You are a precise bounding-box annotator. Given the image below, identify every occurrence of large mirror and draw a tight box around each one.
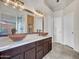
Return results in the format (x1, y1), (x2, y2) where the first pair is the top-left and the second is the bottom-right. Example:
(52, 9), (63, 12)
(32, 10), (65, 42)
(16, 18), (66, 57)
(0, 2), (43, 36)
(26, 15), (43, 33)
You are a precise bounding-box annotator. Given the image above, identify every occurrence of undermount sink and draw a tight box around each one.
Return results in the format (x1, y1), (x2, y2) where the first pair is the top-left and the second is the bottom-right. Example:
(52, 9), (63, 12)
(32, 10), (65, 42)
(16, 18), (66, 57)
(8, 34), (26, 41)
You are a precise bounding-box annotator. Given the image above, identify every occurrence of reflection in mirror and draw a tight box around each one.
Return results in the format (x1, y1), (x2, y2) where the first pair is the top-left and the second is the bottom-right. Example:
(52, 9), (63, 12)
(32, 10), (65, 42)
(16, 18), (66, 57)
(16, 12), (25, 33)
(0, 1), (44, 37)
(0, 2), (27, 36)
(34, 16), (43, 32)
(27, 15), (44, 33)
(0, 13), (16, 36)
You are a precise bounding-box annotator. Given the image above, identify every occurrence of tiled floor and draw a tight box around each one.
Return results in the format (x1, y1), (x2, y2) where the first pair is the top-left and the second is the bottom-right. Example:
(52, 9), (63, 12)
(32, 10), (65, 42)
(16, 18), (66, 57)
(43, 42), (79, 59)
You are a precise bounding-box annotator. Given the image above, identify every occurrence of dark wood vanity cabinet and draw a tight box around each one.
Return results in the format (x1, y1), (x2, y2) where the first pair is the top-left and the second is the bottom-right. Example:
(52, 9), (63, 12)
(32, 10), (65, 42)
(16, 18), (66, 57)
(11, 54), (24, 59)
(25, 48), (36, 59)
(0, 37), (52, 59)
(43, 38), (52, 56)
(36, 40), (44, 59)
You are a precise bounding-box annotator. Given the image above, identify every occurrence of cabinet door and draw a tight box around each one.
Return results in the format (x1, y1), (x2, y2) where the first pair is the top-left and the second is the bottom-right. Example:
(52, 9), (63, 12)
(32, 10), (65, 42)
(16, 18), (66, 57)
(43, 42), (49, 56)
(36, 45), (43, 59)
(11, 54), (24, 59)
(43, 38), (52, 56)
(25, 48), (35, 59)
(37, 50), (43, 59)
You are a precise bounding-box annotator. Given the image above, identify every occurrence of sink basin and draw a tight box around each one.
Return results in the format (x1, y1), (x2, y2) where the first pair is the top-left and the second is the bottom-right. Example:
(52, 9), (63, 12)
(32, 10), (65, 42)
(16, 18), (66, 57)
(31, 32), (48, 36)
(8, 34), (26, 41)
(39, 32), (48, 36)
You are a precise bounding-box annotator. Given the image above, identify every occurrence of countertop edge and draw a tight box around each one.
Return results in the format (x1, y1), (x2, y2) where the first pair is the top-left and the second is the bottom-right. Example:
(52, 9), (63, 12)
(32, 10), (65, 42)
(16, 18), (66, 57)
(0, 36), (52, 52)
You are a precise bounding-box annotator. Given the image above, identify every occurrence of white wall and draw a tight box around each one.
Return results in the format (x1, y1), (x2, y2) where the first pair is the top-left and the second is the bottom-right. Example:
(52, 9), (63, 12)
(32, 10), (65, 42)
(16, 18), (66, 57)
(74, 0), (79, 52)
(63, 12), (74, 48)
(63, 0), (79, 52)
(53, 10), (64, 44)
(63, 0), (76, 49)
(45, 14), (53, 36)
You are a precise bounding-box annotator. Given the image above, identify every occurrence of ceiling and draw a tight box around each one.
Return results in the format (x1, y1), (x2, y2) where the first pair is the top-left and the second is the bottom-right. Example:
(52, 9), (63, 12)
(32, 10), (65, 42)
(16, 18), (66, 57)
(22, 0), (74, 14)
(23, 0), (53, 15)
(45, 0), (74, 11)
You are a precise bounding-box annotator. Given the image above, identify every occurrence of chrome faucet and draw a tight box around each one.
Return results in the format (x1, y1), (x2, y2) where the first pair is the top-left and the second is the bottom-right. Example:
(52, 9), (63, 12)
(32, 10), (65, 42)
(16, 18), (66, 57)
(37, 29), (41, 36)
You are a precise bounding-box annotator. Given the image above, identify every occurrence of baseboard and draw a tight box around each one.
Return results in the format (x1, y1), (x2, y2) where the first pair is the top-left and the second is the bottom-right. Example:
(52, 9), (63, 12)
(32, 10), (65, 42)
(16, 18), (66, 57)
(53, 42), (74, 49)
(53, 42), (65, 45)
(64, 45), (74, 49)
(53, 42), (79, 54)
(74, 48), (79, 53)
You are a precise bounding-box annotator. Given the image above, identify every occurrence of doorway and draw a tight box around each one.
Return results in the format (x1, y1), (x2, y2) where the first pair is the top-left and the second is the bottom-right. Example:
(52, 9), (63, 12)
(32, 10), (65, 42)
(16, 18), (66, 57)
(53, 16), (63, 44)
(53, 12), (74, 49)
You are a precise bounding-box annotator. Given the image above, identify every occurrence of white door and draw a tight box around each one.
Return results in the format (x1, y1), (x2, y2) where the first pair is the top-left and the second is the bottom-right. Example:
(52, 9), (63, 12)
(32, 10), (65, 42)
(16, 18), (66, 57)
(63, 12), (74, 48)
(53, 16), (63, 44)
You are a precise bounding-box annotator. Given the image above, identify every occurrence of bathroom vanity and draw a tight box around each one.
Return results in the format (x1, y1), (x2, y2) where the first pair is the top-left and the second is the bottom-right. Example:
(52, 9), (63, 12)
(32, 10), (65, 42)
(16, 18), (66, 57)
(0, 35), (52, 59)
(0, 1), (52, 59)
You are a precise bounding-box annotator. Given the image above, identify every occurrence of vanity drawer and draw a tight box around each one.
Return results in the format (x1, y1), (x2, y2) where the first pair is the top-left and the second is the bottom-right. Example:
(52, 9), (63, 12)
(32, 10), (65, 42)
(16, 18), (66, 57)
(44, 37), (52, 43)
(36, 40), (44, 46)
(21, 42), (36, 52)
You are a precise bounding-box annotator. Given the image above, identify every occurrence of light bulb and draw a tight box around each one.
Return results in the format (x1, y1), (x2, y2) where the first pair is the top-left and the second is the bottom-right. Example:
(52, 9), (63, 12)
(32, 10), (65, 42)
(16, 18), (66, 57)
(4, 3), (8, 6)
(6, 0), (10, 3)
(21, 6), (25, 9)
(19, 8), (22, 11)
(13, 6), (16, 8)
(15, 3), (18, 7)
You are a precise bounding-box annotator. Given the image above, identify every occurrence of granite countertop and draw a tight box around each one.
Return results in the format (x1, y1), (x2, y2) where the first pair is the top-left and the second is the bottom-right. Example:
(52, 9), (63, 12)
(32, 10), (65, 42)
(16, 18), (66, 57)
(0, 34), (51, 52)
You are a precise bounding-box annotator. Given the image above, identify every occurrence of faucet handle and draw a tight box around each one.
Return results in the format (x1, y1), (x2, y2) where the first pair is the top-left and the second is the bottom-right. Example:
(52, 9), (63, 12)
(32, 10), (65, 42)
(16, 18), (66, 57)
(37, 29), (41, 32)
(37, 29), (39, 32)
(38, 29), (41, 32)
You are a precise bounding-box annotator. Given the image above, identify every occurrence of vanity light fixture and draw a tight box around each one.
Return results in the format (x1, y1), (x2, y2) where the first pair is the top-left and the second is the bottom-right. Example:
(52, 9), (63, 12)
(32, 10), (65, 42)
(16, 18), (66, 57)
(4, 0), (9, 6)
(34, 10), (44, 17)
(34, 11), (44, 17)
(3, 0), (10, 6)
(0, 0), (44, 17)
(21, 6), (25, 9)
(0, 0), (24, 9)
